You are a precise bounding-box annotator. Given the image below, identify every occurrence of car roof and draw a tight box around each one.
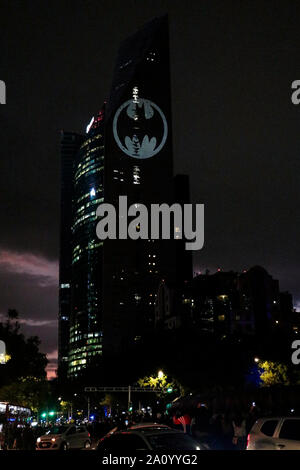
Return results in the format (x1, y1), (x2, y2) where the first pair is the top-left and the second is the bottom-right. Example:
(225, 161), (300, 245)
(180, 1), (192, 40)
(256, 416), (300, 421)
(128, 423), (170, 430)
(115, 428), (182, 438)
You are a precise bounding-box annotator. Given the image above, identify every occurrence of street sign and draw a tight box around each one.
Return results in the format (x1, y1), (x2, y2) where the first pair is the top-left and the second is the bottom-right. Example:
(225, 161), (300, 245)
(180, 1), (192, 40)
(84, 386), (161, 392)
(84, 385), (162, 412)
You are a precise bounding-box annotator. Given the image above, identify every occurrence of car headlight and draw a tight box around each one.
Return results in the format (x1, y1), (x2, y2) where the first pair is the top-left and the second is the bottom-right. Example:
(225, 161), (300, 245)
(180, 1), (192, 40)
(51, 438), (56, 442)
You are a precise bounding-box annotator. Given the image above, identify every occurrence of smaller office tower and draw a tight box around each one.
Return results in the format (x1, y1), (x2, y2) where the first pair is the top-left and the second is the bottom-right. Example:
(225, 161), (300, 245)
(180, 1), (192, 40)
(58, 131), (84, 374)
(68, 108), (105, 377)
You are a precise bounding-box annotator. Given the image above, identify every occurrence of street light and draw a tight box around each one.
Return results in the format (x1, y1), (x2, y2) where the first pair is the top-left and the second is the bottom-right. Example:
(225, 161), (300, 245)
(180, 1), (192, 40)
(158, 370), (164, 379)
(254, 357), (260, 363)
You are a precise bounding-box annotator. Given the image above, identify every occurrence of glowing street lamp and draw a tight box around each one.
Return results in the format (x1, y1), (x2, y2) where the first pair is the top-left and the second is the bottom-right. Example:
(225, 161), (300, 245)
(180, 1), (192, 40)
(0, 340), (10, 364)
(158, 370), (164, 379)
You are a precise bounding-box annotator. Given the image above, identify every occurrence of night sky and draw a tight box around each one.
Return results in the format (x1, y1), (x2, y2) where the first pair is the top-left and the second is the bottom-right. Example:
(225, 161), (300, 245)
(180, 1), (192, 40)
(1, 0), (300, 378)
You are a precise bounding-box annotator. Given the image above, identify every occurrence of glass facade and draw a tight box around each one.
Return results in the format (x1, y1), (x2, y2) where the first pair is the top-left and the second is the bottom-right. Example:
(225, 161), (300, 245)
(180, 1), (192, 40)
(68, 108), (105, 376)
(59, 16), (189, 378)
(59, 132), (84, 373)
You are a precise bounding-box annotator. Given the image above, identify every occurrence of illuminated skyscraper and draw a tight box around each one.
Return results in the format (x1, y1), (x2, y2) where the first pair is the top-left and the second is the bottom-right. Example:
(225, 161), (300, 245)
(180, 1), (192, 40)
(59, 16), (191, 379)
(102, 15), (178, 363)
(67, 108), (105, 376)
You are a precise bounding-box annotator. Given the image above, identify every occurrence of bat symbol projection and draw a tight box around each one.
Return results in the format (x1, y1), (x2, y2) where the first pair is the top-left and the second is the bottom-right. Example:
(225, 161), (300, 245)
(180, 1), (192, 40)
(113, 98), (168, 159)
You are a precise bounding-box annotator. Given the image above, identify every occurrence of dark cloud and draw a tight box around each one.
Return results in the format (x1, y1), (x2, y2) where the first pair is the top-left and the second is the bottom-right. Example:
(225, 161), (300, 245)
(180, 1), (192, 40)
(0, 251), (58, 376)
(0, 249), (58, 285)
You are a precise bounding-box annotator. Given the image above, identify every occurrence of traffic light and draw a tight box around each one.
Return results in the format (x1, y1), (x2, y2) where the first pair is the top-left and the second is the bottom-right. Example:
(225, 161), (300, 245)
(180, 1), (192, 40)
(166, 403), (172, 414)
(41, 411), (55, 418)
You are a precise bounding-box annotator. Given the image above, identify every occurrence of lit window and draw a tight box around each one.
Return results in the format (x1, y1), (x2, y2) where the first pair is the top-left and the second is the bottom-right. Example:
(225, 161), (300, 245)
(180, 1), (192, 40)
(133, 86), (139, 103)
(133, 165), (140, 184)
(217, 295), (228, 301)
(86, 117), (94, 133)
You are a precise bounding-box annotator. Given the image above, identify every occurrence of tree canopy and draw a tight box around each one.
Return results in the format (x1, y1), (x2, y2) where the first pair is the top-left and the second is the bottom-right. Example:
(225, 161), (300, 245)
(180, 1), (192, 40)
(0, 309), (49, 410)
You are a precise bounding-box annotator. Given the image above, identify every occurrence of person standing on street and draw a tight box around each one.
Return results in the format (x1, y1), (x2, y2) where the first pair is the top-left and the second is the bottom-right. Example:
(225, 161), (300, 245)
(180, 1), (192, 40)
(232, 414), (247, 450)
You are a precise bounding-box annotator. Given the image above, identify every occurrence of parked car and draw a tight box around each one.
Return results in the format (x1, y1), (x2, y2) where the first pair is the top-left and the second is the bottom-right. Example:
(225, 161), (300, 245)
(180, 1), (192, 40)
(36, 424), (91, 450)
(247, 417), (300, 450)
(96, 423), (207, 452)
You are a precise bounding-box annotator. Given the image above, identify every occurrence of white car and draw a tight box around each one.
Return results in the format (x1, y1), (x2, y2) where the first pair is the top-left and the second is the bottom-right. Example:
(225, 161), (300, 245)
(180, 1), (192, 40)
(36, 424), (91, 450)
(247, 417), (300, 450)
(97, 423), (206, 452)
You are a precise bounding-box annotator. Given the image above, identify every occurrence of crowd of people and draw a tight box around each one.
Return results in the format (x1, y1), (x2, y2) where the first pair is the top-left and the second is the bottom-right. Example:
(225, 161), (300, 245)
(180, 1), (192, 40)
(0, 401), (261, 451)
(169, 401), (261, 450)
(85, 402), (260, 450)
(0, 422), (39, 450)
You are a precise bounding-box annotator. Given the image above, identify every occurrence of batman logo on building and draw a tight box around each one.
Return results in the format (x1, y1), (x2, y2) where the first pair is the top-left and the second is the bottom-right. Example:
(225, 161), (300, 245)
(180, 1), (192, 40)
(113, 98), (168, 159)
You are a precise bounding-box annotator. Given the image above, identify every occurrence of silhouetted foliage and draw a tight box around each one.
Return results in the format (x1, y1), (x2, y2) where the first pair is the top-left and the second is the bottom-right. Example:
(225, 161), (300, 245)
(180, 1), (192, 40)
(0, 309), (48, 388)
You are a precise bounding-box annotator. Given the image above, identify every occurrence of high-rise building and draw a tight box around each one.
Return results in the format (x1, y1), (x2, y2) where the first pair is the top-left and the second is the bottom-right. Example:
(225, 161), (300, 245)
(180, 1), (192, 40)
(238, 266), (279, 336)
(58, 131), (84, 373)
(59, 16), (189, 378)
(102, 15), (177, 362)
(68, 108), (105, 376)
(155, 266), (294, 338)
(173, 174), (193, 284)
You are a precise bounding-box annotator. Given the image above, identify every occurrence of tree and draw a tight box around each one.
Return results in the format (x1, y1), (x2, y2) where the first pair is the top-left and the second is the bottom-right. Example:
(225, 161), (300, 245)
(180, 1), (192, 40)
(0, 309), (48, 387)
(7, 309), (19, 320)
(6, 309), (20, 333)
(99, 393), (118, 409)
(59, 400), (72, 418)
(259, 360), (290, 387)
(0, 376), (49, 412)
(138, 370), (182, 397)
